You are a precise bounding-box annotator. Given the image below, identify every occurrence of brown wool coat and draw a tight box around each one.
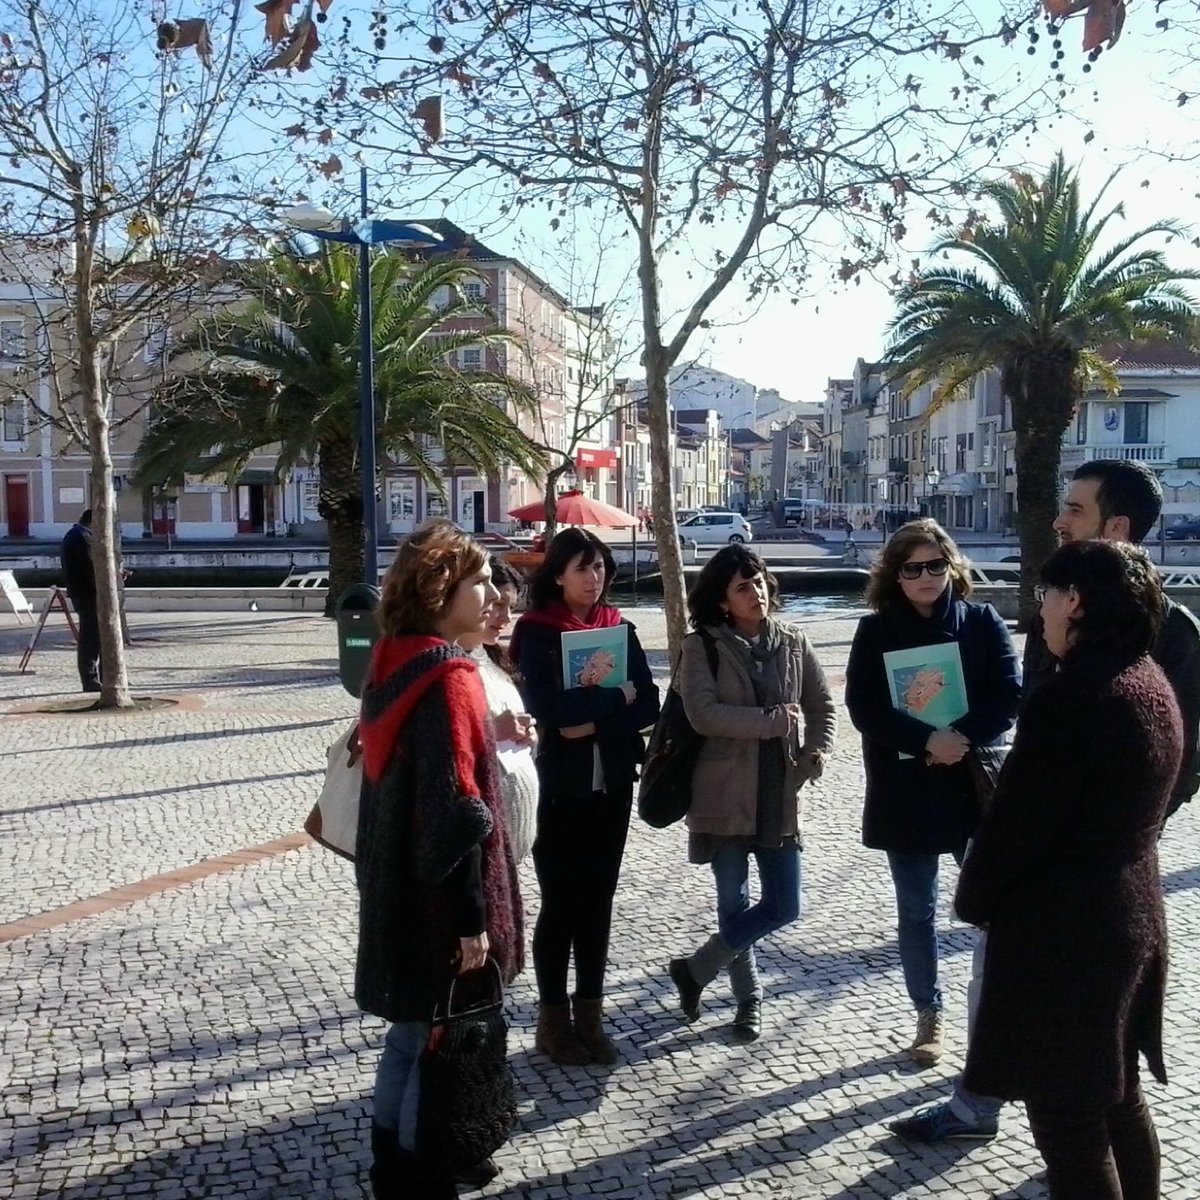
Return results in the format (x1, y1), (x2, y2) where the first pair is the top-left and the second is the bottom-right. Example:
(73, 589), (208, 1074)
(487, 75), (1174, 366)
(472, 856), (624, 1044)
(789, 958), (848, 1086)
(957, 653), (1183, 1106)
(678, 622), (837, 842)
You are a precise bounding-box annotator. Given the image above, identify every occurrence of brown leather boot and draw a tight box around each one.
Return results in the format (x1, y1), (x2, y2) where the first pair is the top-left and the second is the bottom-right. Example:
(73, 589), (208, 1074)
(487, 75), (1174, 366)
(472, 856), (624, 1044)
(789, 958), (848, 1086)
(534, 1001), (590, 1066)
(571, 995), (619, 1066)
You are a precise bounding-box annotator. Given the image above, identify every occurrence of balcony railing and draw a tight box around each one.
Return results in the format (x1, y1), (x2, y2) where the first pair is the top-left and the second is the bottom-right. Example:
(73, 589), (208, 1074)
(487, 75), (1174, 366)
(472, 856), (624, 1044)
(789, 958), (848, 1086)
(841, 450), (866, 467)
(1060, 443), (1168, 465)
(888, 457), (909, 477)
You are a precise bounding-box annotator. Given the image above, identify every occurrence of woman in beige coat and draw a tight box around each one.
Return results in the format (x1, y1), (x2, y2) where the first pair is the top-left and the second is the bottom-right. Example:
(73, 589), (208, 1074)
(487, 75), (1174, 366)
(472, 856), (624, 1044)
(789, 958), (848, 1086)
(667, 544), (837, 1041)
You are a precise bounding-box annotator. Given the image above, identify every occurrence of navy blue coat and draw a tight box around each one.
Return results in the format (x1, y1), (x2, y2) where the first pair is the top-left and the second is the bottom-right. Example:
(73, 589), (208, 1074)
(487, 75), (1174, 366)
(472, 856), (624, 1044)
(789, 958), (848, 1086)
(514, 619), (660, 803)
(846, 589), (1021, 855)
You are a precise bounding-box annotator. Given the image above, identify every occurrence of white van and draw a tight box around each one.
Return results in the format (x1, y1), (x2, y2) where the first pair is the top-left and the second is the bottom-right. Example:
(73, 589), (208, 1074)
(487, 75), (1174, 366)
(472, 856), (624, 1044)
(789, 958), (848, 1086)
(678, 510), (754, 545)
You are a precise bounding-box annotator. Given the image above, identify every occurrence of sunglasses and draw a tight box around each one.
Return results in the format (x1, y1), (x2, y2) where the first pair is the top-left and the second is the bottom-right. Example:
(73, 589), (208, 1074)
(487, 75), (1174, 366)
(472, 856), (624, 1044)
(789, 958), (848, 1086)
(898, 557), (950, 580)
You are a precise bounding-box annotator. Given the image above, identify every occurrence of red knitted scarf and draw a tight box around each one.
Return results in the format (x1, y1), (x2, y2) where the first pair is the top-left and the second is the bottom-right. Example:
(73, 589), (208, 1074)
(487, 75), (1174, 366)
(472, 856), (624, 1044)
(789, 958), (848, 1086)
(509, 599), (622, 663)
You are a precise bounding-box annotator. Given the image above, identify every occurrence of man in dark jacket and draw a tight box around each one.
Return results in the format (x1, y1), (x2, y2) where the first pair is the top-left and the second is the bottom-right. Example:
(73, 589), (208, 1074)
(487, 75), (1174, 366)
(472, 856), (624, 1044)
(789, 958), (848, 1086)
(61, 509), (101, 693)
(892, 457), (1200, 1143)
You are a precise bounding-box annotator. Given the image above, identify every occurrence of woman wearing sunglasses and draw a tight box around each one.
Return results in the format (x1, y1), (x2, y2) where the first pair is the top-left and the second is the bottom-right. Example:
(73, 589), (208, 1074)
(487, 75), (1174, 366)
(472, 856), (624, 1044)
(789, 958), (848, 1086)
(846, 519), (1020, 1067)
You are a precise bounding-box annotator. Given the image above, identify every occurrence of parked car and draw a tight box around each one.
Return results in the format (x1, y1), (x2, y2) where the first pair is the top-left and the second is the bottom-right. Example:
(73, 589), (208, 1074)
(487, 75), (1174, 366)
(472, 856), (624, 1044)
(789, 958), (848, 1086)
(781, 498), (806, 525)
(678, 510), (754, 545)
(1164, 518), (1200, 541)
(675, 508), (699, 525)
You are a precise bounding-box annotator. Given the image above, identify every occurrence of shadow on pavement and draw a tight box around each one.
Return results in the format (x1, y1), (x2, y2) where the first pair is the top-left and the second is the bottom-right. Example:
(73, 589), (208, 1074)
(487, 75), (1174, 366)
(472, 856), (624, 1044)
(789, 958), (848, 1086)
(0, 767), (323, 820)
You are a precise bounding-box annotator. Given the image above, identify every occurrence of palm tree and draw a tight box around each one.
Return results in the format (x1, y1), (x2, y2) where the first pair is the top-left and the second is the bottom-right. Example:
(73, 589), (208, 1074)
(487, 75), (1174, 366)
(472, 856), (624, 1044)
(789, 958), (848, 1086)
(134, 244), (546, 610)
(888, 153), (1198, 626)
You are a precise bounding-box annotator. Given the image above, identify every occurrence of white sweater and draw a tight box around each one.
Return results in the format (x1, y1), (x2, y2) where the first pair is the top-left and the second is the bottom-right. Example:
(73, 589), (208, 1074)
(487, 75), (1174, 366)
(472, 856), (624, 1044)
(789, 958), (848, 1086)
(472, 648), (538, 863)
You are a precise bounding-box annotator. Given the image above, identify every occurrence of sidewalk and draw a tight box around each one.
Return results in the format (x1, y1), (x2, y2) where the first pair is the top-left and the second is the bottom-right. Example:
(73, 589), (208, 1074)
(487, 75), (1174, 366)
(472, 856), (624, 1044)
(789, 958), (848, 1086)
(1, 611), (1198, 1199)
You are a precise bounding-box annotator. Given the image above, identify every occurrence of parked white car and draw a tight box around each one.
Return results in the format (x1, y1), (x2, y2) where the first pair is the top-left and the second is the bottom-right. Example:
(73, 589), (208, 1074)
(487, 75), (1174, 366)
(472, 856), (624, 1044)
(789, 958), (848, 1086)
(678, 510), (754, 545)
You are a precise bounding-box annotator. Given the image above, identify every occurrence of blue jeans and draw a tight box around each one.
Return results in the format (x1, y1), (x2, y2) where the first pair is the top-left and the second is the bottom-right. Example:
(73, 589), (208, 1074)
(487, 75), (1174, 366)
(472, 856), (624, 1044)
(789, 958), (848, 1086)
(373, 1020), (430, 1151)
(886, 848), (964, 1014)
(950, 929), (1003, 1121)
(711, 843), (803, 1001)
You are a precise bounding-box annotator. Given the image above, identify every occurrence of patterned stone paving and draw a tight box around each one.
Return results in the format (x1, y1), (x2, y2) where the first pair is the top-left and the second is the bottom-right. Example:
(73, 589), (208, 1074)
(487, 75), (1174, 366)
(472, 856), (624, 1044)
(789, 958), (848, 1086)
(1, 608), (1198, 1199)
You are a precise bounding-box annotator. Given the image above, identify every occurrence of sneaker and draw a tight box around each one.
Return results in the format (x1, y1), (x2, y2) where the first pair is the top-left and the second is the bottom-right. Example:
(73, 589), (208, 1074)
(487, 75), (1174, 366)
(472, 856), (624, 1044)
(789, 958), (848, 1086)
(910, 1006), (945, 1066)
(889, 1101), (998, 1142)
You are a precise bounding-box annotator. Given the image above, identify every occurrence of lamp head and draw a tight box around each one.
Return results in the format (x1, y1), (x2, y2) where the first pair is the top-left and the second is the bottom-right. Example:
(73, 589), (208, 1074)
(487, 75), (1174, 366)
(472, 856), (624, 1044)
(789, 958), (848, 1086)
(282, 202), (343, 232)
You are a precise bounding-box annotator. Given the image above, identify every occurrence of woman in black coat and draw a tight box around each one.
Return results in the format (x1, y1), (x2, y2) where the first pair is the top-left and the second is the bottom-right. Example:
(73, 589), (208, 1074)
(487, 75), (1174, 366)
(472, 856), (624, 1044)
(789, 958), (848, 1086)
(510, 529), (660, 1066)
(956, 540), (1182, 1200)
(845, 519), (1020, 1067)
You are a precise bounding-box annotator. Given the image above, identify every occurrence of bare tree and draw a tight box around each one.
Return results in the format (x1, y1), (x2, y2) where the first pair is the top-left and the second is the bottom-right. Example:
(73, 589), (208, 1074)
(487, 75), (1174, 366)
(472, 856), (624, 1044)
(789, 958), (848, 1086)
(317, 0), (1048, 654)
(503, 230), (639, 537)
(0, 0), (292, 705)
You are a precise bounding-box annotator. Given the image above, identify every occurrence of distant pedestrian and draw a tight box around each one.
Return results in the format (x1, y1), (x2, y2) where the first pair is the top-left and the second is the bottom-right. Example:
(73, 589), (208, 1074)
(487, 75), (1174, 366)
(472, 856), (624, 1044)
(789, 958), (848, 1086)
(355, 521), (523, 1197)
(955, 540), (1181, 1200)
(845, 519), (1020, 1067)
(60, 508), (100, 693)
(667, 545), (836, 1042)
(510, 529), (660, 1065)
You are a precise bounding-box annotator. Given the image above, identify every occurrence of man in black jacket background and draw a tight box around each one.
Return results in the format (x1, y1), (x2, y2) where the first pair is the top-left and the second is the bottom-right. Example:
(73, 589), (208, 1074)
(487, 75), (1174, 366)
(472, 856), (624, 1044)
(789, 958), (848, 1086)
(1026, 459), (1200, 814)
(60, 509), (101, 693)
(891, 457), (1200, 1144)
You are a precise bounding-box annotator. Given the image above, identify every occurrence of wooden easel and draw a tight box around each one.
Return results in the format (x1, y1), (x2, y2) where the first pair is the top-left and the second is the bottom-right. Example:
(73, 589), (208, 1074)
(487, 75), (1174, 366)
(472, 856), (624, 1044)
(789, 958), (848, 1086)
(18, 587), (78, 674)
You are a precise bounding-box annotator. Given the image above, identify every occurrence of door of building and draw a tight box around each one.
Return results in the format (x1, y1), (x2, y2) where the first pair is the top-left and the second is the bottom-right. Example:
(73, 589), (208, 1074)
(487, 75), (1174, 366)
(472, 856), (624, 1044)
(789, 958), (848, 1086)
(237, 483), (265, 534)
(4, 475), (30, 537)
(469, 490), (485, 533)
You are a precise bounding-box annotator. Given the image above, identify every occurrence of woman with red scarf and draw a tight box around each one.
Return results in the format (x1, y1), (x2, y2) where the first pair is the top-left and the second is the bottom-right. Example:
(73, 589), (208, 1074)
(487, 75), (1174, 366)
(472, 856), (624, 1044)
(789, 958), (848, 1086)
(355, 522), (523, 1198)
(510, 528), (660, 1065)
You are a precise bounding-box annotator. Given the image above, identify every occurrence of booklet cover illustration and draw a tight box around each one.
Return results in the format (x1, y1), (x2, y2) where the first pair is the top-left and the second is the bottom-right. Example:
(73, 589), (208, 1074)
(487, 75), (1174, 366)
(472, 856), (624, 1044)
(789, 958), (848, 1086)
(883, 643), (969, 757)
(561, 626), (628, 689)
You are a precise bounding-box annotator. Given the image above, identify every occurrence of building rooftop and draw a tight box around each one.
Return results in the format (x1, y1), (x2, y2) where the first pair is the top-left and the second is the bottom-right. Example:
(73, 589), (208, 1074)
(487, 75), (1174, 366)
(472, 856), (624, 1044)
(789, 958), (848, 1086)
(1098, 340), (1200, 370)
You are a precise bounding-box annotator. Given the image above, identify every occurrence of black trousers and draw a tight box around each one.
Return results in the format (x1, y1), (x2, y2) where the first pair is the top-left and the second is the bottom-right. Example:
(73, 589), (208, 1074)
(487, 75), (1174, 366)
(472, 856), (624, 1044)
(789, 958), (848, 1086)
(1026, 1081), (1160, 1200)
(72, 600), (101, 692)
(531, 785), (632, 1005)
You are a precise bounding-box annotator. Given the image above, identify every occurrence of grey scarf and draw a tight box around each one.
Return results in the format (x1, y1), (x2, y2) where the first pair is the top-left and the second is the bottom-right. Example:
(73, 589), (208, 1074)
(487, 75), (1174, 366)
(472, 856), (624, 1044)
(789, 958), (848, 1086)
(716, 618), (787, 708)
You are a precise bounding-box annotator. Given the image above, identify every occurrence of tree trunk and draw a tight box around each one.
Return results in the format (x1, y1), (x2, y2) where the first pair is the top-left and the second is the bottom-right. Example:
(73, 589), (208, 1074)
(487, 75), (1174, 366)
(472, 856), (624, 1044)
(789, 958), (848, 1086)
(643, 344), (687, 660)
(542, 458), (573, 540)
(1010, 354), (1078, 630)
(318, 435), (364, 617)
(79, 341), (133, 707)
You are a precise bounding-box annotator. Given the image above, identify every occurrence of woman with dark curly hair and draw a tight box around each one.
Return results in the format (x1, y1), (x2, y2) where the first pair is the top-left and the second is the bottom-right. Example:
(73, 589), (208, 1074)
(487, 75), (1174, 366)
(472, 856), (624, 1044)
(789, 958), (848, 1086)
(846, 519), (1020, 1068)
(509, 528), (660, 1066)
(956, 540), (1182, 1199)
(355, 521), (522, 1198)
(666, 544), (837, 1042)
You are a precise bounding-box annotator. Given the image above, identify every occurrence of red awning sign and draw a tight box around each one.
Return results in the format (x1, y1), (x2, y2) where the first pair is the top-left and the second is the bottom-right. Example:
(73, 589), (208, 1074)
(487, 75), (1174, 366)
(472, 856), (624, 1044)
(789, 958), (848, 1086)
(576, 448), (618, 469)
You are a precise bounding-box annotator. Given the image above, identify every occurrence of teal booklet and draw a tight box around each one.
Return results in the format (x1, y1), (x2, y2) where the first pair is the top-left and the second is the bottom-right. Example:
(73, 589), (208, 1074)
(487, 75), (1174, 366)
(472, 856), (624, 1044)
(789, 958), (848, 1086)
(561, 626), (628, 689)
(883, 642), (969, 759)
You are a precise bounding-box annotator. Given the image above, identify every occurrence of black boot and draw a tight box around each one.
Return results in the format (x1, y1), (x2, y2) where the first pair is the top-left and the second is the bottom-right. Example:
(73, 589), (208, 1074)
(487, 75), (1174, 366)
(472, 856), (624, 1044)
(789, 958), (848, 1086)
(732, 999), (762, 1043)
(368, 1125), (406, 1199)
(668, 958), (705, 1022)
(412, 1154), (460, 1198)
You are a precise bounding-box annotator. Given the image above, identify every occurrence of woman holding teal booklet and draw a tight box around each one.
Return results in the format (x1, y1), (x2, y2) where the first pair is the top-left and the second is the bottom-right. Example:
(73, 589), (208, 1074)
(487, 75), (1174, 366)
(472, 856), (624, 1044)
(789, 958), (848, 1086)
(846, 519), (1020, 1069)
(510, 528), (660, 1067)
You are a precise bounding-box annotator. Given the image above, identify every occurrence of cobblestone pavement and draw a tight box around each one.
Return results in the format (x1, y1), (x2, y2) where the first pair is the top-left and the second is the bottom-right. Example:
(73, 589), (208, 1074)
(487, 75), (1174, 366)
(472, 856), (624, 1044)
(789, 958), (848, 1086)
(2, 609), (1199, 1199)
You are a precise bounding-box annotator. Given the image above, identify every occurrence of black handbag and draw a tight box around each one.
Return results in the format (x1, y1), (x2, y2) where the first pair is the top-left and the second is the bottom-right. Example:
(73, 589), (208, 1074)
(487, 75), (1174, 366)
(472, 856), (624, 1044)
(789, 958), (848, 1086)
(967, 736), (1013, 819)
(416, 961), (517, 1169)
(637, 630), (718, 829)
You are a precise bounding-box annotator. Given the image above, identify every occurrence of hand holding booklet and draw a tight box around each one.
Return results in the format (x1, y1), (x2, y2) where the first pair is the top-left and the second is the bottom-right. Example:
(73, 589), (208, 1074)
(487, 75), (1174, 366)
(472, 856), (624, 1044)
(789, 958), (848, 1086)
(561, 626), (628, 689)
(883, 642), (969, 760)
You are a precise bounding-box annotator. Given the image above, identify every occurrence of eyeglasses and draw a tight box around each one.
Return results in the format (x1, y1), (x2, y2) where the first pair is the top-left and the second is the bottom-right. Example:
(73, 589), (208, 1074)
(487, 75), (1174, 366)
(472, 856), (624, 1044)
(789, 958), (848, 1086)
(898, 557), (950, 580)
(1033, 584), (1047, 604)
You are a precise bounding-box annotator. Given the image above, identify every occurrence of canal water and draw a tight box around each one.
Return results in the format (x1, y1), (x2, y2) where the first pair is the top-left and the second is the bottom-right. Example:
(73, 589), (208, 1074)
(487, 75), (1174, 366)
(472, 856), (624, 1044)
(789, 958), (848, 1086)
(621, 592), (864, 615)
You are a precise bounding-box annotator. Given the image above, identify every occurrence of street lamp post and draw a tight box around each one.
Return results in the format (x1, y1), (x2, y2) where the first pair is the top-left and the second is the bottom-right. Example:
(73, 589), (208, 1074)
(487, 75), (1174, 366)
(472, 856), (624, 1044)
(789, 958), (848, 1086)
(283, 170), (442, 584)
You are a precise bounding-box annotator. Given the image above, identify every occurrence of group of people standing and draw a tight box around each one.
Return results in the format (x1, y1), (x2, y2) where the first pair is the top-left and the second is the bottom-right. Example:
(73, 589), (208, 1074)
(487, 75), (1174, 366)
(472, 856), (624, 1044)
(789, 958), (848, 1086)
(351, 457), (1198, 1200)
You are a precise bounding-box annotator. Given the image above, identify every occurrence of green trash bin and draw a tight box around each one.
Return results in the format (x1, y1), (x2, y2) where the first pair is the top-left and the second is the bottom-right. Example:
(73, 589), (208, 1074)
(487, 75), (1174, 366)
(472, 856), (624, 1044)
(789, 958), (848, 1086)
(335, 583), (381, 698)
